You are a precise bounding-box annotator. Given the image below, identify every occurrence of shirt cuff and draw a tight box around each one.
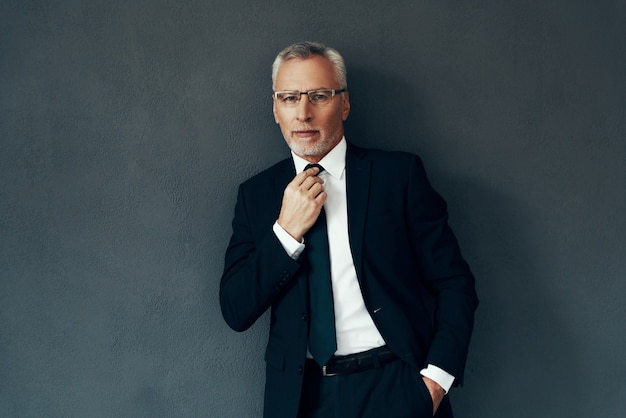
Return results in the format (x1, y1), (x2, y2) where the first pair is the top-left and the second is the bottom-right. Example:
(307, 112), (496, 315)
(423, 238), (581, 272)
(420, 364), (455, 394)
(273, 221), (305, 260)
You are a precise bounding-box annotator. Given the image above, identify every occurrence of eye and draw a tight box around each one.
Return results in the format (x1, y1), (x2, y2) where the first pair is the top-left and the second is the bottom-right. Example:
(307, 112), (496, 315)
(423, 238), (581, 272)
(277, 92), (299, 103)
(310, 91), (332, 102)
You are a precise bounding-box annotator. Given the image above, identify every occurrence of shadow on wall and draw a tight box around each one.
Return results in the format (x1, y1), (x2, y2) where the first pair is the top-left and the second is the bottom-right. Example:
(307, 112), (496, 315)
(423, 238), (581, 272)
(343, 67), (583, 417)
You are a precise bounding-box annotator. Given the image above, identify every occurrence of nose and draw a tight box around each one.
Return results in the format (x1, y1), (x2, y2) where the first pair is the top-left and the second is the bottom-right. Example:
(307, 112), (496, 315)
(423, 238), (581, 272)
(295, 95), (313, 122)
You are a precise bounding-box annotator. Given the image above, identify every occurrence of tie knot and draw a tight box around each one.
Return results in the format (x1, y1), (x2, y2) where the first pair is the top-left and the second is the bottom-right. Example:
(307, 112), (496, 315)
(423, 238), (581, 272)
(304, 163), (325, 174)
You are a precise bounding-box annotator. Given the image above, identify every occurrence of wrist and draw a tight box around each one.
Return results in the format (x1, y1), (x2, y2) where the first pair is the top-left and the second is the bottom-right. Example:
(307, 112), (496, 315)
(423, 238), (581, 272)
(420, 364), (454, 394)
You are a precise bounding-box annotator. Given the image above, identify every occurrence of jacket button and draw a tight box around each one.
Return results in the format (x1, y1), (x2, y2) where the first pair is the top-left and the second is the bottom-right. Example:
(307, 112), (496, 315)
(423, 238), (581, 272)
(298, 365), (304, 374)
(301, 313), (307, 321)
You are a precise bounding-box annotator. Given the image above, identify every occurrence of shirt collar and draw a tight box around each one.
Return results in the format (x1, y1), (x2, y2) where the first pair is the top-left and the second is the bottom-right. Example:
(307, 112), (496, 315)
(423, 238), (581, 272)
(291, 137), (346, 179)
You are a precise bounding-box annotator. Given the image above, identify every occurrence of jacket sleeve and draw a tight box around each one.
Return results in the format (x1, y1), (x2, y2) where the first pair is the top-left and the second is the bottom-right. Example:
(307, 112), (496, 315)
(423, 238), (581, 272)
(219, 184), (303, 332)
(407, 155), (479, 386)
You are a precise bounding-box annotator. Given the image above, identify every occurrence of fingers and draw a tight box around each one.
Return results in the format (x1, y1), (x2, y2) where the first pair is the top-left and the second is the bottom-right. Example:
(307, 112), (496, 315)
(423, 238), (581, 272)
(277, 167), (327, 241)
(303, 164), (322, 177)
(290, 167), (325, 198)
(302, 177), (325, 199)
(294, 165), (323, 186)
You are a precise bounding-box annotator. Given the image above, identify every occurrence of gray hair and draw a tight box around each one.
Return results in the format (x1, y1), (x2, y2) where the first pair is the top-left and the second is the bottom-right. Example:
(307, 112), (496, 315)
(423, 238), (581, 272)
(271, 41), (348, 90)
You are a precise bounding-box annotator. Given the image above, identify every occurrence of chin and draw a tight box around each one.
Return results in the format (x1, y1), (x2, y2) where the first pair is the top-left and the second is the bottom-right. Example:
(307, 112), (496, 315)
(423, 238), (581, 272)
(291, 144), (327, 159)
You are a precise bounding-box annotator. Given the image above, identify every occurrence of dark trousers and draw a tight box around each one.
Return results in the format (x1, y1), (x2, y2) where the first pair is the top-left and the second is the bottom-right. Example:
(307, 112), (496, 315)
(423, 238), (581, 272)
(297, 358), (453, 418)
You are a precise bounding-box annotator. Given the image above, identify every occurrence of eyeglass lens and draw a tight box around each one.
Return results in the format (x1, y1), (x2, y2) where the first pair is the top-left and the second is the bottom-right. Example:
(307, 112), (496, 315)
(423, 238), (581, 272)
(274, 90), (339, 106)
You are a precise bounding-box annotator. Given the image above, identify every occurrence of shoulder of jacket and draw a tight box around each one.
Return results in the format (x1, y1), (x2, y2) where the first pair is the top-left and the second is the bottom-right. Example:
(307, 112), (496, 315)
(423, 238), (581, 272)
(240, 157), (292, 188)
(348, 142), (422, 165)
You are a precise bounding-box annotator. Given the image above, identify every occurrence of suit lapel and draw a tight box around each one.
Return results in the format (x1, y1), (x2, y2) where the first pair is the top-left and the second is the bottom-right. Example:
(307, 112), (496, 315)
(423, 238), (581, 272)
(345, 143), (371, 281)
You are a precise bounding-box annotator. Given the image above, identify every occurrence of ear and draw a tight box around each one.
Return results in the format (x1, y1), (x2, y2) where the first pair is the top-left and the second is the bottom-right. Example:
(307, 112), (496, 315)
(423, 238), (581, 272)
(341, 92), (351, 121)
(273, 100), (280, 124)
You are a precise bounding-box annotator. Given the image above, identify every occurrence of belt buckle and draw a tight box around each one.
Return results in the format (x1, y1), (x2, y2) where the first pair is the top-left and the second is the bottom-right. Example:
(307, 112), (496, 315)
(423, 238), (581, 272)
(321, 365), (338, 377)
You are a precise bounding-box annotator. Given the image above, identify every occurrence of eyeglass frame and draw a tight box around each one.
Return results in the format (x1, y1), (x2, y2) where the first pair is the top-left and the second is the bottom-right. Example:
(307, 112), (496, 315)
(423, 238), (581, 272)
(272, 88), (348, 106)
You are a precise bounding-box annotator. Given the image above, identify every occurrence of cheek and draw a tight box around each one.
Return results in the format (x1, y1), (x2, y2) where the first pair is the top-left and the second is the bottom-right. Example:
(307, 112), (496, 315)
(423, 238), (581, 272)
(275, 108), (294, 126)
(273, 105), (286, 124)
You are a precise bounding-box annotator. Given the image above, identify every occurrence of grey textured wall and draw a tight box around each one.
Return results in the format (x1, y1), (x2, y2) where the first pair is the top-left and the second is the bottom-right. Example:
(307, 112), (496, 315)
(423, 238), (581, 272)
(1, 1), (624, 417)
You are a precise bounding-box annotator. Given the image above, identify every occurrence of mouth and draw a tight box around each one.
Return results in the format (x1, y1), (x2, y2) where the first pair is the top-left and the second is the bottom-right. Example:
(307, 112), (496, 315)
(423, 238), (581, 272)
(292, 130), (319, 139)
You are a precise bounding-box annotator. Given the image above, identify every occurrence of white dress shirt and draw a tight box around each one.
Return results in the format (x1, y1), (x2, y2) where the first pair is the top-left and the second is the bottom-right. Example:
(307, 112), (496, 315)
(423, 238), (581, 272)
(272, 138), (454, 393)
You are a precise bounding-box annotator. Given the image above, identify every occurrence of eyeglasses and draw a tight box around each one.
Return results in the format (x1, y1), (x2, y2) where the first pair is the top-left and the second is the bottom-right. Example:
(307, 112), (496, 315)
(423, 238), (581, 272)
(273, 89), (347, 107)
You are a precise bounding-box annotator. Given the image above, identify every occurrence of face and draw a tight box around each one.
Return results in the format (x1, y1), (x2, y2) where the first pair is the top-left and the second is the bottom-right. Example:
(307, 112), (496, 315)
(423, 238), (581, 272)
(273, 55), (350, 163)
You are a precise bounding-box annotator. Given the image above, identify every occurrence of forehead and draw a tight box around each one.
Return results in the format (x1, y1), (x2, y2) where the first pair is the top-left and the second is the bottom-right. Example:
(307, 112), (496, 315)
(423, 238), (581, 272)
(274, 55), (337, 90)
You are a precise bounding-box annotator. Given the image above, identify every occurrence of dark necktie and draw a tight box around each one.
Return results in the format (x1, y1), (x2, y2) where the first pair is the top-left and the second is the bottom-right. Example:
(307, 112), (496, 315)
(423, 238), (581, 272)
(304, 163), (337, 366)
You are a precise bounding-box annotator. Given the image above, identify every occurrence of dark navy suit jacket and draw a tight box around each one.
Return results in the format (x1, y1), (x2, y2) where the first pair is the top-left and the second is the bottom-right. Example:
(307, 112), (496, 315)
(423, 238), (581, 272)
(220, 142), (478, 418)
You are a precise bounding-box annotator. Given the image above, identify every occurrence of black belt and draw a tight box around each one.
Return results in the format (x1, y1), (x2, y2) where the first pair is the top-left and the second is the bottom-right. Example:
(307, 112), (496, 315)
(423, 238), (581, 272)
(306, 346), (398, 377)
